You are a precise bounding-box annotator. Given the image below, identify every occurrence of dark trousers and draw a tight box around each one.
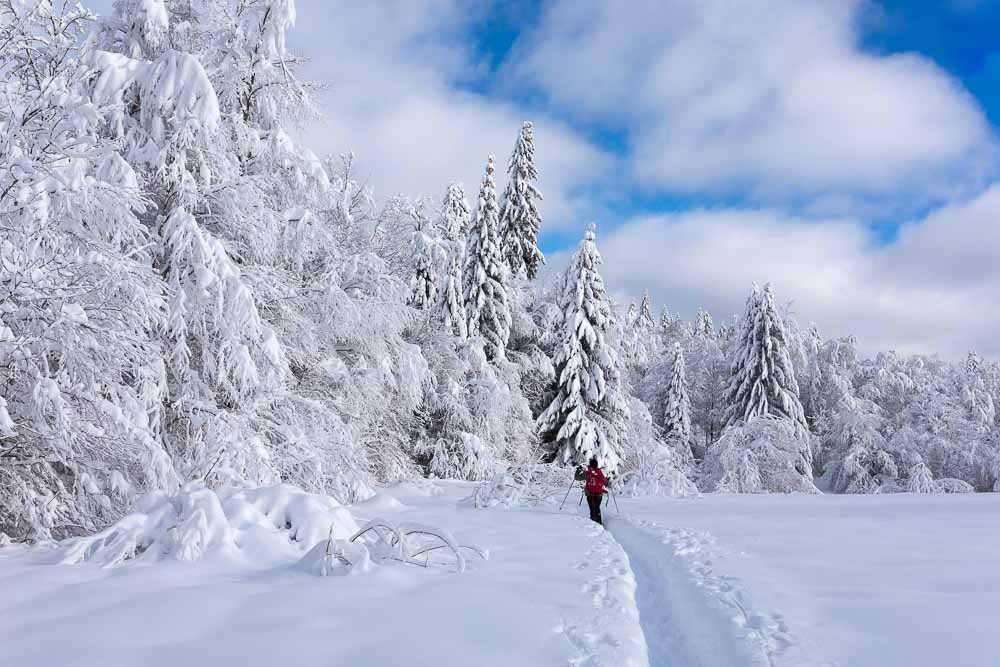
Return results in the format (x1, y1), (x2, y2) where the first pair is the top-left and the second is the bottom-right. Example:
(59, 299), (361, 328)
(586, 493), (603, 525)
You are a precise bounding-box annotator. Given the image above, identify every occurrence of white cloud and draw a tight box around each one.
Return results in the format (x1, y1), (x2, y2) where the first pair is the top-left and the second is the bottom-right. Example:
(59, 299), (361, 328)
(288, 0), (612, 228)
(508, 0), (996, 206)
(569, 186), (1000, 358)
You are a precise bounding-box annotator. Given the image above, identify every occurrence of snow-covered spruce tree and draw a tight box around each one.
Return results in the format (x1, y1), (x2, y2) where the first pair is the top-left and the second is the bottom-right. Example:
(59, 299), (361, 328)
(962, 350), (996, 429)
(709, 283), (814, 492)
(499, 121), (545, 279)
(663, 344), (694, 461)
(537, 225), (629, 473)
(464, 156), (511, 361)
(0, 1), (175, 540)
(439, 183), (470, 338)
(635, 290), (655, 330)
(659, 306), (674, 343)
(695, 308), (715, 338)
(725, 283), (809, 431)
(408, 205), (442, 309)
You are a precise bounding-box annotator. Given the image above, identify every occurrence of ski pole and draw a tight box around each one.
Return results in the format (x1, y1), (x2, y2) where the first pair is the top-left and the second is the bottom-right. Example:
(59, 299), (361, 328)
(558, 478), (575, 511)
(609, 486), (621, 516)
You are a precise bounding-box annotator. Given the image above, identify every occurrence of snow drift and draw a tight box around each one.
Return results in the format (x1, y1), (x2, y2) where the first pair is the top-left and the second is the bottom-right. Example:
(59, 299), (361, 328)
(58, 482), (358, 567)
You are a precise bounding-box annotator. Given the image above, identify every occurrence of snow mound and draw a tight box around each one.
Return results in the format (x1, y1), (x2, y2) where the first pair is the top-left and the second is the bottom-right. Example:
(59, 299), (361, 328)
(295, 539), (374, 577)
(58, 482), (358, 567)
(470, 463), (574, 508)
(351, 492), (407, 513)
(385, 480), (445, 499)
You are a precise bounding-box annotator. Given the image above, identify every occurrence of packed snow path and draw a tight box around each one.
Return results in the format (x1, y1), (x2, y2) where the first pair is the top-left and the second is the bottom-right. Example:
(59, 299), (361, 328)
(608, 517), (777, 667)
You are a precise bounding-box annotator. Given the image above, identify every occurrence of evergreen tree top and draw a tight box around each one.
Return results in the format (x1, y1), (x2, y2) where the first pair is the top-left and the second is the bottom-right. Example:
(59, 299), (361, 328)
(442, 181), (470, 242)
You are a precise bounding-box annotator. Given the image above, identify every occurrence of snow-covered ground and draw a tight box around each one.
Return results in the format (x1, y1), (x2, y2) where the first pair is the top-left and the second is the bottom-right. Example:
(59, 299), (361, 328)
(612, 492), (1000, 667)
(0, 482), (645, 667)
(3, 487), (998, 667)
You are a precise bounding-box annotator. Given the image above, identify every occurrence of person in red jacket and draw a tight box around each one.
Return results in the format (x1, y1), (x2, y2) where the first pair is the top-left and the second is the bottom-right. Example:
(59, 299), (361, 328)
(579, 458), (606, 525)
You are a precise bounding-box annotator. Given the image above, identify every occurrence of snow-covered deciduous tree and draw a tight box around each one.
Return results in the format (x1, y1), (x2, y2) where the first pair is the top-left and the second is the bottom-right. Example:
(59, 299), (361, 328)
(618, 398), (697, 497)
(464, 157), (511, 361)
(701, 416), (817, 493)
(499, 121), (544, 279)
(537, 225), (629, 473)
(663, 343), (693, 460)
(412, 327), (534, 481)
(825, 404), (897, 494)
(0, 0), (175, 540)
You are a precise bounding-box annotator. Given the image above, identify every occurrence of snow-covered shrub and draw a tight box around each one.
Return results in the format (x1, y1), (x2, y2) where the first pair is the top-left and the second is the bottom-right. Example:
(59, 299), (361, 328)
(471, 463), (574, 508)
(901, 464), (974, 494)
(906, 463), (936, 494)
(618, 446), (699, 498)
(58, 482), (358, 567)
(348, 518), (486, 573)
(701, 416), (817, 493)
(934, 478), (975, 494)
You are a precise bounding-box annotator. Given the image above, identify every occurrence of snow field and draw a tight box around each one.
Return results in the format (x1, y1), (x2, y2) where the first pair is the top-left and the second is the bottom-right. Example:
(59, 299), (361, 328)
(616, 492), (1000, 667)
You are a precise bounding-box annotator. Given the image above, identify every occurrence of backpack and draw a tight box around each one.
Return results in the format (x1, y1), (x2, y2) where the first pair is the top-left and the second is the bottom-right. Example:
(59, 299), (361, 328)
(585, 467), (605, 495)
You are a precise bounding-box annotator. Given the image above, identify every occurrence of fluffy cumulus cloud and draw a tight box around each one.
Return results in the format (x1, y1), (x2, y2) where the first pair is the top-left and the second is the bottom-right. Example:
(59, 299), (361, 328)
(582, 185), (1000, 358)
(287, 0), (611, 228)
(508, 0), (996, 207)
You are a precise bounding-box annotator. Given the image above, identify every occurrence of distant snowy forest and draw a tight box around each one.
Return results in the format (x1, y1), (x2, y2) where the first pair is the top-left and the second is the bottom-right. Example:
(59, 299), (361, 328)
(3, 0), (999, 543)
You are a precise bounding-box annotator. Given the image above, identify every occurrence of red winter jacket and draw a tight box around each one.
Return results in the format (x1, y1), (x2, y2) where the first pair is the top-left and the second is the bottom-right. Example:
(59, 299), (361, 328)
(585, 466), (606, 495)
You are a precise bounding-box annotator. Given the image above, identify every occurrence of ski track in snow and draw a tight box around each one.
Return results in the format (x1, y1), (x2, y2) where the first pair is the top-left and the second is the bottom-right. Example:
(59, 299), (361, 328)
(555, 517), (649, 667)
(607, 516), (805, 667)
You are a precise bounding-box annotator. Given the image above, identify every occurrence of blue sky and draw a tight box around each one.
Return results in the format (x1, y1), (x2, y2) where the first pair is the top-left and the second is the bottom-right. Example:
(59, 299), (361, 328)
(463, 0), (1000, 255)
(282, 0), (1000, 358)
